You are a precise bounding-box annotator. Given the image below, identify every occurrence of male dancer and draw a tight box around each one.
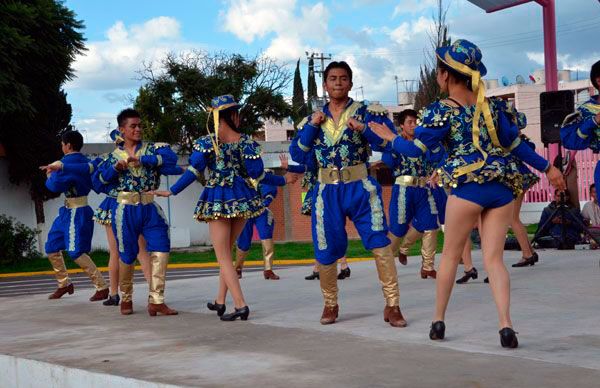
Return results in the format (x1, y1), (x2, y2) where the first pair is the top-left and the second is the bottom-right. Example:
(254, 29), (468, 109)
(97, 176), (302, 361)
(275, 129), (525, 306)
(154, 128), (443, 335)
(235, 155), (300, 280)
(382, 109), (442, 279)
(290, 61), (406, 327)
(94, 109), (180, 316)
(40, 131), (109, 300)
(561, 60), (600, 189)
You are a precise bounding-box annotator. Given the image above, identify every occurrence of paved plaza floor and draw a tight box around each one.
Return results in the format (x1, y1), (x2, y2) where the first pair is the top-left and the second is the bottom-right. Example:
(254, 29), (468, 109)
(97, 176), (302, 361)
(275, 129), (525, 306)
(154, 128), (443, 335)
(1, 249), (599, 387)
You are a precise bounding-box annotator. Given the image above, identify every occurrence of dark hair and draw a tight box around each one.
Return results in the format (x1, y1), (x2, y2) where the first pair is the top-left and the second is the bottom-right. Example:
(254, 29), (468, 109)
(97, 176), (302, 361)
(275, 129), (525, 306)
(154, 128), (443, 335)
(324, 61), (353, 81)
(591, 60), (600, 90)
(117, 108), (141, 128)
(213, 106), (240, 133)
(591, 183), (596, 191)
(398, 109), (418, 125)
(437, 59), (472, 90)
(61, 130), (84, 151)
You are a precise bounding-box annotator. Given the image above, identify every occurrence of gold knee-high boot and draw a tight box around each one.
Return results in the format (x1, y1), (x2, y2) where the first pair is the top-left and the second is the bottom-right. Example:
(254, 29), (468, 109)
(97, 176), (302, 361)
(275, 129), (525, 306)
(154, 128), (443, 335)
(421, 230), (438, 271)
(74, 254), (108, 291)
(372, 246), (407, 327)
(389, 233), (402, 257)
(235, 248), (248, 278)
(398, 226), (424, 258)
(319, 262), (338, 324)
(147, 252), (178, 316)
(262, 239), (280, 280)
(47, 252), (73, 299)
(74, 253), (109, 301)
(48, 252), (70, 288)
(119, 261), (134, 314)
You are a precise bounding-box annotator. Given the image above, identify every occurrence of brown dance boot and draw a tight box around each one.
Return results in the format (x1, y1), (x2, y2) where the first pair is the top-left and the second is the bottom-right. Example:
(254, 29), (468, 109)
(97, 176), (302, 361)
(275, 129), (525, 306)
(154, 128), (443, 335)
(120, 301), (133, 315)
(263, 270), (280, 280)
(384, 306), (407, 328)
(89, 288), (110, 301)
(420, 268), (437, 279)
(320, 304), (339, 325)
(148, 303), (178, 316)
(397, 252), (408, 266)
(48, 283), (74, 299)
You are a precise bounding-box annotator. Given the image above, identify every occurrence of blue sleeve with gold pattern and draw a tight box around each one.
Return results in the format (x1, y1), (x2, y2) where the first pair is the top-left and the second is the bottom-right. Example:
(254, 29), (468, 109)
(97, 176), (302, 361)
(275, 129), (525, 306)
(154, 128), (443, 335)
(561, 102), (600, 152)
(362, 103), (397, 152)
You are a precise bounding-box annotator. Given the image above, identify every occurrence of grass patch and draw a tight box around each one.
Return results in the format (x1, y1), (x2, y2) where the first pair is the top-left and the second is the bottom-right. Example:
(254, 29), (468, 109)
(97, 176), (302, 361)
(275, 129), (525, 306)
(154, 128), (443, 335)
(0, 233), (446, 274)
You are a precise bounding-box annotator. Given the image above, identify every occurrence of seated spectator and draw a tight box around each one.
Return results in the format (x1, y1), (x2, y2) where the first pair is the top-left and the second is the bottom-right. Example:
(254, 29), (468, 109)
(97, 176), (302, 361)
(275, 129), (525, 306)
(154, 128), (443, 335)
(582, 184), (600, 226)
(536, 189), (585, 249)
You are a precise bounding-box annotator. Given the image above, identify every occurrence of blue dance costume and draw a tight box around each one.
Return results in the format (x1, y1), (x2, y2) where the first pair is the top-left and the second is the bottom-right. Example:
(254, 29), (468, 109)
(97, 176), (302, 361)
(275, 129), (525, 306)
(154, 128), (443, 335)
(169, 134), (265, 221)
(290, 98), (401, 310)
(560, 96), (600, 188)
(94, 142), (179, 264)
(45, 152), (108, 293)
(236, 173), (286, 251)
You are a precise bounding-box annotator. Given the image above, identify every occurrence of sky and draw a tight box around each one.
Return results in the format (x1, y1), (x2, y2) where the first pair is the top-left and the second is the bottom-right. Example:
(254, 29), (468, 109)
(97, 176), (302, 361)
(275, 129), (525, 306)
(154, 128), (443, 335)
(63, 0), (600, 143)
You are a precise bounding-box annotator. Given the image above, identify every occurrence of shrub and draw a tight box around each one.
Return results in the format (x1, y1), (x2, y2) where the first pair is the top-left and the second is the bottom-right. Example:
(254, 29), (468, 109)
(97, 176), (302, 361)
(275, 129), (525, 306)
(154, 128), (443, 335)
(0, 214), (40, 266)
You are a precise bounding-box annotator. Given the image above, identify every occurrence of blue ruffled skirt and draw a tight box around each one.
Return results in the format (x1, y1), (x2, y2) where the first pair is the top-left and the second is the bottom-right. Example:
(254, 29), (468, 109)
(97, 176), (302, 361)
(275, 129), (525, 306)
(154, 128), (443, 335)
(194, 178), (264, 222)
(93, 196), (116, 225)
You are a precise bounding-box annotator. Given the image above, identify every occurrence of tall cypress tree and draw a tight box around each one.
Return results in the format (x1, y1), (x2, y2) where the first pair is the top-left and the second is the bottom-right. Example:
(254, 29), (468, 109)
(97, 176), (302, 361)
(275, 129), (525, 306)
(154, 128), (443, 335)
(307, 57), (318, 112)
(291, 59), (306, 125)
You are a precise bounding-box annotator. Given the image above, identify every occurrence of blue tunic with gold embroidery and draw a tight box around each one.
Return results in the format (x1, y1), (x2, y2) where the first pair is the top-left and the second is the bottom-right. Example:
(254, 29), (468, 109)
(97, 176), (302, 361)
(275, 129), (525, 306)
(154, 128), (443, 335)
(561, 96), (600, 188)
(390, 98), (550, 197)
(289, 99), (394, 264)
(169, 134), (265, 221)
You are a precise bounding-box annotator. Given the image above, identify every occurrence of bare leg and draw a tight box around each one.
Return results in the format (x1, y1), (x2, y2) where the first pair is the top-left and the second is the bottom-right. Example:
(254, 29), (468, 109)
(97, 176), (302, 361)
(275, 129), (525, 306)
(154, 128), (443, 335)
(105, 226), (120, 296)
(462, 237), (474, 271)
(480, 202), (514, 329)
(137, 236), (151, 283)
(216, 218), (247, 304)
(210, 219), (247, 308)
(339, 256), (348, 270)
(511, 194), (534, 259)
(434, 196), (482, 322)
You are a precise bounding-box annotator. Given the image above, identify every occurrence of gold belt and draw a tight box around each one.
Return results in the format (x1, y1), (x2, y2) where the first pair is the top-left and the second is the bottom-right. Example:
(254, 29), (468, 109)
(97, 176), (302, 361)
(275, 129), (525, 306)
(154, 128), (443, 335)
(318, 164), (368, 184)
(64, 196), (88, 209)
(395, 175), (428, 187)
(117, 192), (154, 205)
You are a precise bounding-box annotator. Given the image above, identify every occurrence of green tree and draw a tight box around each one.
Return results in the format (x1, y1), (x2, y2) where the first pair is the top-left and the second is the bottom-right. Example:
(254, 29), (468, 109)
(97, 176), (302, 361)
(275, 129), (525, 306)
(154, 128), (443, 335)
(413, 0), (450, 111)
(307, 56), (318, 111)
(135, 51), (292, 151)
(291, 59), (306, 125)
(0, 0), (85, 224)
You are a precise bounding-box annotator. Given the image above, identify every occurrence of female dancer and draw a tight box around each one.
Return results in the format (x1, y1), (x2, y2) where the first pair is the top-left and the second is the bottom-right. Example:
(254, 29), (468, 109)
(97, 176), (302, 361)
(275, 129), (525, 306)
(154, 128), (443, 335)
(369, 40), (564, 347)
(155, 95), (265, 321)
(510, 113), (540, 267)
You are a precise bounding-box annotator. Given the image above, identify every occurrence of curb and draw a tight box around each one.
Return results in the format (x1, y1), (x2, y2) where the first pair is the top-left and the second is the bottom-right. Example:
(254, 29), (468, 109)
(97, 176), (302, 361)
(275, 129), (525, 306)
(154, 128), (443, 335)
(0, 257), (375, 278)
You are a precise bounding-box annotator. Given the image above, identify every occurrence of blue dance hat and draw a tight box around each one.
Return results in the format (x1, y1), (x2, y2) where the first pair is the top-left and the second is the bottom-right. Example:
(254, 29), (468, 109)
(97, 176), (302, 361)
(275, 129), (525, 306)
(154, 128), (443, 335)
(210, 95), (241, 111)
(436, 39), (487, 77)
(109, 129), (124, 146)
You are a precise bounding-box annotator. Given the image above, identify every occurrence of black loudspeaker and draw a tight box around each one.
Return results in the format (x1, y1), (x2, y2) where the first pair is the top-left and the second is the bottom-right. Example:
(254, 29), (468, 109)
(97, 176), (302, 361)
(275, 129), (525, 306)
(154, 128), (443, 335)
(540, 90), (574, 145)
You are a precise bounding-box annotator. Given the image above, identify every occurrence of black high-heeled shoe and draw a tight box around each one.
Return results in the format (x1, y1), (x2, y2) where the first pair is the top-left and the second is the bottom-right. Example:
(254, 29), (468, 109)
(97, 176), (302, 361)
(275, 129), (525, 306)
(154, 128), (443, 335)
(532, 252), (539, 263)
(305, 271), (319, 280)
(456, 267), (478, 284)
(337, 267), (351, 280)
(512, 255), (536, 267)
(220, 306), (250, 321)
(429, 321), (445, 340)
(207, 301), (226, 317)
(103, 294), (120, 306)
(499, 327), (519, 348)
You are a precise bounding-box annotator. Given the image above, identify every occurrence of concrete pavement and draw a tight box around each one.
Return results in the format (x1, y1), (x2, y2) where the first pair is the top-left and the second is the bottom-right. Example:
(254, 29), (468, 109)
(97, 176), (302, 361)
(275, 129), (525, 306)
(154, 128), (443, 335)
(1, 249), (599, 387)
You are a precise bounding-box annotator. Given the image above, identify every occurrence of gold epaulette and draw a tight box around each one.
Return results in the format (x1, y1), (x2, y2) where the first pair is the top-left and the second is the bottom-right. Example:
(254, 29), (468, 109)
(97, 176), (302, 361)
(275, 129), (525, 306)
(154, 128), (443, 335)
(367, 103), (388, 116)
(154, 142), (170, 149)
(297, 117), (309, 130)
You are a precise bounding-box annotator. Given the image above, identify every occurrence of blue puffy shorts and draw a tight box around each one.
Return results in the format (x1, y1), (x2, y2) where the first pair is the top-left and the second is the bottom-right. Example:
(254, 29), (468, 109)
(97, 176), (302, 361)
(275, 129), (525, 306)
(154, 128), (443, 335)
(452, 181), (513, 209)
(236, 209), (274, 251)
(389, 185), (439, 237)
(45, 206), (94, 259)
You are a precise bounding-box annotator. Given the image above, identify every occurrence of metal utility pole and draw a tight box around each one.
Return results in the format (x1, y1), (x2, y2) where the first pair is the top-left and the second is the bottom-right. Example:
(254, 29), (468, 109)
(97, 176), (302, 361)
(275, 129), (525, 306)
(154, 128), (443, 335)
(106, 122), (112, 142)
(306, 52), (332, 98)
(394, 76), (400, 105)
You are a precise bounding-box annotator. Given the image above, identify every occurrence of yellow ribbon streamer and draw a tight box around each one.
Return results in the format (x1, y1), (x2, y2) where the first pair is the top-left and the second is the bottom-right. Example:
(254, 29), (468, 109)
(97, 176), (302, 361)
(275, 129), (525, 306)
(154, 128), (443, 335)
(441, 52), (506, 178)
(206, 107), (220, 156)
